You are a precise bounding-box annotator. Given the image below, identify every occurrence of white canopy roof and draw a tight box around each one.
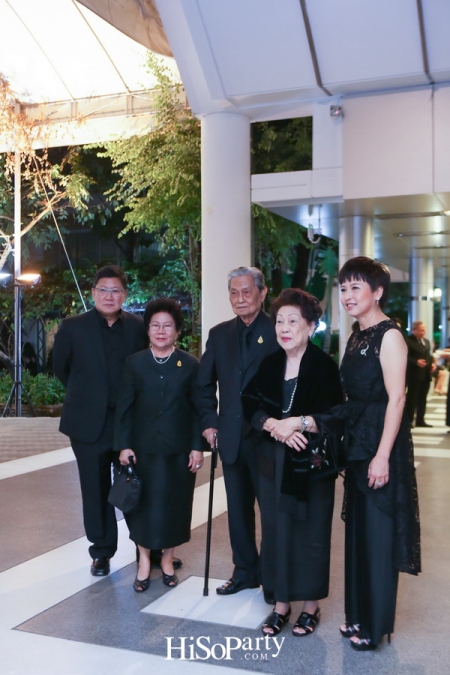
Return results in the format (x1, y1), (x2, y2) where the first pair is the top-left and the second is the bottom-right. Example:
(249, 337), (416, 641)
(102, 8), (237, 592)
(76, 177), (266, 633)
(0, 0), (179, 147)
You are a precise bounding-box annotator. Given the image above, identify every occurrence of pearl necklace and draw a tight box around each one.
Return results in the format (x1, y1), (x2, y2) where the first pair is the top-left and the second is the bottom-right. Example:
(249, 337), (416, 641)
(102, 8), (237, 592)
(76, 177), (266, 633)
(151, 346), (174, 364)
(282, 378), (298, 414)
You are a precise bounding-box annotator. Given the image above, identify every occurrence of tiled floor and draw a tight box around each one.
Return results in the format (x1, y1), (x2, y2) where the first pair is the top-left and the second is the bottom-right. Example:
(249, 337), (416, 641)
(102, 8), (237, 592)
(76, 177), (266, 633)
(0, 396), (449, 674)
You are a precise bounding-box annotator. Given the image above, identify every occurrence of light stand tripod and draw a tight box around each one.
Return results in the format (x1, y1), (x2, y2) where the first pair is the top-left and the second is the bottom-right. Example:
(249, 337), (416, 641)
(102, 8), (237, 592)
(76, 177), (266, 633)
(2, 275), (40, 418)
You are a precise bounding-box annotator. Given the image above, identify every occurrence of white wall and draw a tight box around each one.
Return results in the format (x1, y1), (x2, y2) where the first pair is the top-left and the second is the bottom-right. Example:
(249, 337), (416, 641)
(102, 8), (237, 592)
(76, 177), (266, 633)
(342, 88), (433, 199)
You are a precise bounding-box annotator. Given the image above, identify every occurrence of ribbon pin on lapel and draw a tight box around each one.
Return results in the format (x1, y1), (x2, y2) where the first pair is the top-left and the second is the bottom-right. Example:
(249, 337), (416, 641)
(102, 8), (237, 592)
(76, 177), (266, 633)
(258, 336), (263, 344)
(177, 360), (182, 367)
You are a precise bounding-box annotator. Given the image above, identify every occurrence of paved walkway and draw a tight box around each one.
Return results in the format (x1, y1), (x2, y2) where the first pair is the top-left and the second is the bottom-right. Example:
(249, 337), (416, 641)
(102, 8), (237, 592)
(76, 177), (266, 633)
(0, 417), (69, 463)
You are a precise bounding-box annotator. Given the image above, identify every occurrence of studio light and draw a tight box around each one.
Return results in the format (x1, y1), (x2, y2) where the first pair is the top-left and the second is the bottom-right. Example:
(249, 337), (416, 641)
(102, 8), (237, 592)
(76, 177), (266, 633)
(2, 271), (41, 417)
(16, 272), (41, 286)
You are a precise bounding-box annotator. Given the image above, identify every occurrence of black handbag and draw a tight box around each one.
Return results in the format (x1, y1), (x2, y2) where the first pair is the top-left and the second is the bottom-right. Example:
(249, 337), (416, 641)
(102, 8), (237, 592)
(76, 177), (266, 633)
(307, 431), (346, 478)
(108, 458), (141, 513)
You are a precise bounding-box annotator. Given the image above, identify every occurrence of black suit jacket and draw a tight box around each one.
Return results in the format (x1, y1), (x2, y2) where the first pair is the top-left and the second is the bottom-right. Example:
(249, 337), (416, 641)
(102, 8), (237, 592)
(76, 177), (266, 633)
(114, 348), (202, 455)
(53, 308), (147, 443)
(194, 311), (278, 464)
(406, 335), (433, 384)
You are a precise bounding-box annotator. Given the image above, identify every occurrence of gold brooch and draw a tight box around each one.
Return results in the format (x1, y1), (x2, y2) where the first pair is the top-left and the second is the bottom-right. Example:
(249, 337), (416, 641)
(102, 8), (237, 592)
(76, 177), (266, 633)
(177, 360), (182, 367)
(258, 336), (263, 344)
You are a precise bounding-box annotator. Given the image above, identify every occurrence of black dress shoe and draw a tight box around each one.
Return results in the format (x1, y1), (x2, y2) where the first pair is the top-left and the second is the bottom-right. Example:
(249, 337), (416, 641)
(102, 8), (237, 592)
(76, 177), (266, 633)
(415, 422), (433, 427)
(216, 578), (259, 595)
(90, 558), (110, 576)
(149, 551), (183, 570)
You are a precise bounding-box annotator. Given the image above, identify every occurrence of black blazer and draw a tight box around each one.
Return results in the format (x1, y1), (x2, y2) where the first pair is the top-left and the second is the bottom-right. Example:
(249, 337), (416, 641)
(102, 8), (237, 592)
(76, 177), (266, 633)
(194, 311), (278, 464)
(53, 308), (147, 443)
(114, 348), (202, 456)
(242, 342), (344, 434)
(406, 335), (433, 383)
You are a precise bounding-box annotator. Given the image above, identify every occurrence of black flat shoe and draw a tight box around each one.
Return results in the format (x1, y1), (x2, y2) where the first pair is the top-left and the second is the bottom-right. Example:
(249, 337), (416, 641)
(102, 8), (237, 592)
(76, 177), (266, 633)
(292, 608), (320, 636)
(90, 558), (110, 577)
(262, 607), (291, 636)
(340, 623), (361, 638)
(133, 576), (150, 593)
(350, 637), (377, 651)
(162, 571), (178, 588)
(149, 551), (183, 570)
(216, 578), (259, 595)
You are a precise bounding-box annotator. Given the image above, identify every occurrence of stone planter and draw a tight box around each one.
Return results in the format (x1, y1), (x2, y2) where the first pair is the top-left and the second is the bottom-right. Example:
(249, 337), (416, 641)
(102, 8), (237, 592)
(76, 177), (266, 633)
(2, 404), (63, 417)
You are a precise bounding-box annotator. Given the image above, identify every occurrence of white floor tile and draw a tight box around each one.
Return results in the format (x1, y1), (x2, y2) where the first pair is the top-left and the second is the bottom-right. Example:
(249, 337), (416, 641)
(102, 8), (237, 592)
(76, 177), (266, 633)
(412, 448), (450, 458)
(142, 576), (268, 629)
(0, 446), (74, 480)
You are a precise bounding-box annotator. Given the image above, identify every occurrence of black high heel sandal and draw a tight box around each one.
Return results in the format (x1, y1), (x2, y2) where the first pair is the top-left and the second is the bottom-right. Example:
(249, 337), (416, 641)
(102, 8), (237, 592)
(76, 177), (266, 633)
(339, 623), (360, 638)
(292, 607), (320, 636)
(261, 607), (291, 636)
(162, 571), (179, 588)
(350, 637), (377, 651)
(133, 576), (150, 593)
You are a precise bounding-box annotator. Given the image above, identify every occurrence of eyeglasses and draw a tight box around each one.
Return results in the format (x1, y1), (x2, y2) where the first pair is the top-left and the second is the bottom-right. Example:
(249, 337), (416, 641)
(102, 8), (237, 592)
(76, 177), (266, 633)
(149, 323), (176, 332)
(94, 287), (126, 297)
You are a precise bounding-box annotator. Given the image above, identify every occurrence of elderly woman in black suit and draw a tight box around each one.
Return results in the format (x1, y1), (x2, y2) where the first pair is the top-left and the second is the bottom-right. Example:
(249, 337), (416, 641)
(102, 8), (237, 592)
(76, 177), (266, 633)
(114, 298), (203, 592)
(243, 288), (343, 637)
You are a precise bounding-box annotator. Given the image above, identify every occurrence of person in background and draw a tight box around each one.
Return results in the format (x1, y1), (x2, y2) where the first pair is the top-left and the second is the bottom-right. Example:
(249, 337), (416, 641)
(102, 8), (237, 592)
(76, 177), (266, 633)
(405, 321), (435, 427)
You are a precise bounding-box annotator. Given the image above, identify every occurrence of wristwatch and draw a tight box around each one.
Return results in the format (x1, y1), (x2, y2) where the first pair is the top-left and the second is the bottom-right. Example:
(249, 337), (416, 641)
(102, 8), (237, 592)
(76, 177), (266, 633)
(299, 416), (309, 433)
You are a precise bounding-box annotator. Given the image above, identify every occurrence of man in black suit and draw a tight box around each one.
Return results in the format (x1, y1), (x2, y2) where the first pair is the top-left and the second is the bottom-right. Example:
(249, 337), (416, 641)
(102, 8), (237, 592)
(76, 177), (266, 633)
(195, 266), (278, 595)
(405, 320), (435, 427)
(53, 266), (149, 576)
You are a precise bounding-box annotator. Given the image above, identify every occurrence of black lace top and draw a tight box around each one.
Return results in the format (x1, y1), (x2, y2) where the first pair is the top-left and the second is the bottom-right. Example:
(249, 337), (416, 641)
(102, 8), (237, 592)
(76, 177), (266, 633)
(317, 320), (421, 575)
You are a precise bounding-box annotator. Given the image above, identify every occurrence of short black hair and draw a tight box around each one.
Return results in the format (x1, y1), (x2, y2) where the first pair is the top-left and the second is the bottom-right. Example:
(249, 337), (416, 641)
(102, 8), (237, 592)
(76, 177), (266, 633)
(92, 265), (128, 290)
(338, 256), (390, 309)
(270, 288), (323, 326)
(143, 298), (183, 332)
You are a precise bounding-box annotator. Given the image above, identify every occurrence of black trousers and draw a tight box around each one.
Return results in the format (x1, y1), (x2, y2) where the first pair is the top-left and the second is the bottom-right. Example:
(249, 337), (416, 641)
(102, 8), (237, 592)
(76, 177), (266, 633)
(406, 378), (430, 425)
(345, 469), (399, 645)
(221, 437), (260, 585)
(71, 409), (118, 560)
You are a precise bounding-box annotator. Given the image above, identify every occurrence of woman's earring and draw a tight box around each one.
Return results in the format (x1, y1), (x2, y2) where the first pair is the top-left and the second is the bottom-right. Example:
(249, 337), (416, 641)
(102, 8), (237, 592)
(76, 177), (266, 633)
(375, 299), (379, 306)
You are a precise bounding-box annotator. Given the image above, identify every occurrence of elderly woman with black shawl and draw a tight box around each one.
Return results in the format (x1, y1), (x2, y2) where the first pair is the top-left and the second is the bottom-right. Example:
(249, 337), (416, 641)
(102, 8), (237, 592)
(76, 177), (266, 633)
(243, 288), (343, 638)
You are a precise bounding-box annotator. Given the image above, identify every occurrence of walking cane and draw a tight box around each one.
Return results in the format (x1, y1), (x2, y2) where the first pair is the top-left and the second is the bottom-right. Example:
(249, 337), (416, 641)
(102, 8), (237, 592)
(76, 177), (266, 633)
(203, 432), (218, 596)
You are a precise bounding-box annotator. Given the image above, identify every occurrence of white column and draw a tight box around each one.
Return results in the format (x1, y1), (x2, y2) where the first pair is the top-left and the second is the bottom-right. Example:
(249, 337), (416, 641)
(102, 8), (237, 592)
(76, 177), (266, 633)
(338, 216), (374, 360)
(409, 256), (434, 338)
(201, 113), (251, 348)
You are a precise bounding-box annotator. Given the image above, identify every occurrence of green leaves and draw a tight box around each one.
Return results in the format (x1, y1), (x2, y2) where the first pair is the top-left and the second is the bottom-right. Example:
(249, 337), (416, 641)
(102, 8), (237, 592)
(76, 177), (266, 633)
(0, 370), (65, 406)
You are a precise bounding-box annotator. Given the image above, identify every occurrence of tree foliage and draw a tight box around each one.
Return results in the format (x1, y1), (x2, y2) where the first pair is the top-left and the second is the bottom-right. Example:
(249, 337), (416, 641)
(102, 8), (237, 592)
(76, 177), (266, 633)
(95, 54), (202, 344)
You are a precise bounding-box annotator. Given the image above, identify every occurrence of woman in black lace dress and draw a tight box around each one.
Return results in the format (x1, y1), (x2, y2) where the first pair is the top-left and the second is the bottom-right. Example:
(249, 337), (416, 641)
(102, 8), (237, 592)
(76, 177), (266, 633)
(271, 257), (421, 651)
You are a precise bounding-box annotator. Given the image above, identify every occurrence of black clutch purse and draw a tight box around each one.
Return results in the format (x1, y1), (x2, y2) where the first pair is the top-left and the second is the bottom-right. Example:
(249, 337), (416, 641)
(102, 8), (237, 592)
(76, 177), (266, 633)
(282, 431), (345, 491)
(108, 458), (141, 513)
(307, 431), (346, 477)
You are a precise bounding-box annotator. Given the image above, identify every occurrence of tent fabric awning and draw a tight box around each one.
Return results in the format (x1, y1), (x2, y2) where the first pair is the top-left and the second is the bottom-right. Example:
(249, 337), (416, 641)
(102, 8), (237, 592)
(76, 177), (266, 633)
(77, 0), (172, 57)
